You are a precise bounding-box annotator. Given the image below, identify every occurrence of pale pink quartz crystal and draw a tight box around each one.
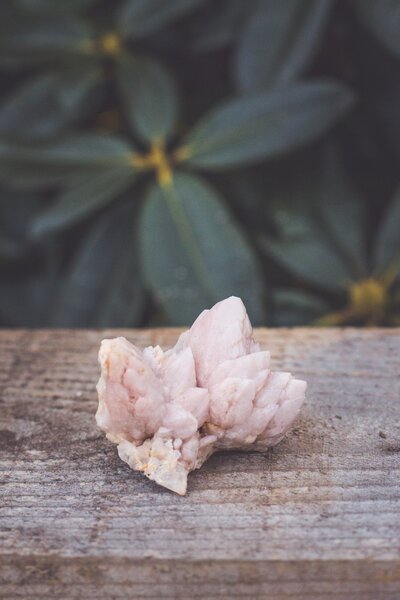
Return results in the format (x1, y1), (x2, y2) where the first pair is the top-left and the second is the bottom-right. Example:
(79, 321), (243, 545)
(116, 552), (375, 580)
(96, 297), (306, 495)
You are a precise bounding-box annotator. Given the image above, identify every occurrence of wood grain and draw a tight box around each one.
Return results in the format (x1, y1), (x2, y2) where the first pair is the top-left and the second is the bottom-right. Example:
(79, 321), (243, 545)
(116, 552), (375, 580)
(0, 328), (399, 599)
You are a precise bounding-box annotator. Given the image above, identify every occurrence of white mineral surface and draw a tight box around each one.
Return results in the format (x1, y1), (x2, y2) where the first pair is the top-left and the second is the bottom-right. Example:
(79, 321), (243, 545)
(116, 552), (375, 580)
(96, 296), (306, 495)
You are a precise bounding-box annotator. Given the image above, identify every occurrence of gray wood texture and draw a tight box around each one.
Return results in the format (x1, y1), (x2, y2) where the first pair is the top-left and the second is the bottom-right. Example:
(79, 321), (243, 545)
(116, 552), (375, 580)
(0, 328), (400, 599)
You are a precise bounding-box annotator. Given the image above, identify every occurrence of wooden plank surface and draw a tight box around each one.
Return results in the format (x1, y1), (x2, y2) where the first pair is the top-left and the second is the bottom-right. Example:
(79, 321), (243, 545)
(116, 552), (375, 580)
(0, 328), (400, 599)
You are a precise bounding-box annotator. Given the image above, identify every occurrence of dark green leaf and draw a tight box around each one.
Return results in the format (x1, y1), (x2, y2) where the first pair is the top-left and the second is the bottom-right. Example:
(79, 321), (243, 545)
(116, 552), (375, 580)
(317, 149), (368, 279)
(0, 16), (93, 66)
(260, 151), (365, 292)
(139, 172), (265, 325)
(118, 55), (178, 144)
(0, 67), (100, 139)
(117, 0), (205, 39)
(236, 0), (333, 91)
(355, 0), (400, 58)
(271, 289), (330, 326)
(31, 167), (136, 238)
(0, 188), (46, 259)
(0, 165), (71, 190)
(181, 81), (354, 169)
(51, 202), (144, 327)
(374, 187), (400, 273)
(261, 216), (352, 292)
(0, 134), (134, 180)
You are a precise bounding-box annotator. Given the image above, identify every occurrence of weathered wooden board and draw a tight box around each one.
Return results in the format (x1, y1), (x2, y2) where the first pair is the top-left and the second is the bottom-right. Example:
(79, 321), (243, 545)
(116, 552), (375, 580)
(0, 328), (400, 599)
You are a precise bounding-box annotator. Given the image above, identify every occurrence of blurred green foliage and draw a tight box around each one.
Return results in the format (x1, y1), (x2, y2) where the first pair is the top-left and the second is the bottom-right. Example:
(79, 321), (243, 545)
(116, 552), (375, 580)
(0, 0), (400, 327)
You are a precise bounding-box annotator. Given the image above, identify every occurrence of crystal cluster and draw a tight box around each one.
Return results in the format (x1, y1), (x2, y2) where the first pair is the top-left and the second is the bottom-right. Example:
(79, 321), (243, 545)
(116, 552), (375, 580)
(96, 297), (306, 494)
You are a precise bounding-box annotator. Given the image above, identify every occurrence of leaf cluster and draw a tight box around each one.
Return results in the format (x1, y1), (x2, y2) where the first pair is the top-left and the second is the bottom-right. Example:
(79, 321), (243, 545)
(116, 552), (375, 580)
(1, 0), (400, 327)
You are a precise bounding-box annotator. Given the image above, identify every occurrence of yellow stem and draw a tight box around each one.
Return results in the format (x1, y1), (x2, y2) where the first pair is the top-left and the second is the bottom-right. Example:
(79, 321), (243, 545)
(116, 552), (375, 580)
(131, 142), (173, 186)
(99, 32), (122, 56)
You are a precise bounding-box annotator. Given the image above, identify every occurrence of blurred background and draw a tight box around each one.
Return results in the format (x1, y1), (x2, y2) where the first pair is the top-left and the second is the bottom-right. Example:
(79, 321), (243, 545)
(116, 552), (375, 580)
(0, 0), (400, 328)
